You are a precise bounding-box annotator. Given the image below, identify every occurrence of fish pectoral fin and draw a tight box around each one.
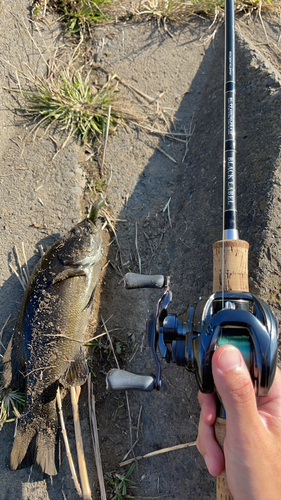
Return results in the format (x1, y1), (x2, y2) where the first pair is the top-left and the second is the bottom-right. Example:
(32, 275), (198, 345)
(52, 268), (86, 285)
(83, 284), (97, 311)
(59, 347), (88, 387)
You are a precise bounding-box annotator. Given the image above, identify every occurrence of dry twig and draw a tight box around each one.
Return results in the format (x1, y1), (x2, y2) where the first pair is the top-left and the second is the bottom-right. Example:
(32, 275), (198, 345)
(114, 74), (156, 103)
(14, 245), (29, 290)
(163, 198), (172, 228)
(56, 387), (82, 498)
(135, 222), (141, 273)
(102, 208), (124, 268)
(156, 145), (177, 164)
(121, 405), (143, 463)
(108, 259), (123, 277)
(9, 265), (24, 291)
(88, 375), (107, 500)
(101, 316), (119, 368)
(119, 441), (197, 467)
(101, 105), (111, 178)
(101, 316), (136, 465)
(0, 315), (11, 356)
(70, 386), (92, 500)
(128, 344), (139, 364)
(182, 113), (195, 162)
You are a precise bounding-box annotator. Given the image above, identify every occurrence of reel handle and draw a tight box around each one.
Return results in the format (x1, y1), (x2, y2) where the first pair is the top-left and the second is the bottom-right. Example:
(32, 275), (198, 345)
(106, 369), (156, 392)
(213, 238), (249, 500)
(124, 273), (166, 289)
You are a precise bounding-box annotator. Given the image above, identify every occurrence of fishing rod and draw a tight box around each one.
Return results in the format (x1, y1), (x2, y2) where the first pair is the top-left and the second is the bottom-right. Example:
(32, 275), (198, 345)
(106, 1), (278, 498)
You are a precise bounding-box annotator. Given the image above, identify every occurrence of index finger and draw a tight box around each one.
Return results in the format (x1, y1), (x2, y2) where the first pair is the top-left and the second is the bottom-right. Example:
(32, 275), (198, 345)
(198, 391), (217, 426)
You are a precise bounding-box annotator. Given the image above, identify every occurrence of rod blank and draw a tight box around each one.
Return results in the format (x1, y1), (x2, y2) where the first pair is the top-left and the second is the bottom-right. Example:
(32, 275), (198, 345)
(224, 0), (238, 240)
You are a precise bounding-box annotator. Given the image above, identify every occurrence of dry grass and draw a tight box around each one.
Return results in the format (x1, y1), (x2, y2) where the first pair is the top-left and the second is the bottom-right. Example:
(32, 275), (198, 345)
(120, 0), (281, 24)
(34, 0), (281, 32)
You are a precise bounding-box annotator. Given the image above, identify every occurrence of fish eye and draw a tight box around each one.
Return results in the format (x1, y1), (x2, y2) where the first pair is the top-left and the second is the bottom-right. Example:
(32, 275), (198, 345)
(72, 227), (81, 236)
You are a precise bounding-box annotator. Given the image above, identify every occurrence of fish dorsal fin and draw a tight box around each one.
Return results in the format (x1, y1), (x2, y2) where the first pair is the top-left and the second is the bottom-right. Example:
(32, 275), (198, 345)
(60, 347), (88, 387)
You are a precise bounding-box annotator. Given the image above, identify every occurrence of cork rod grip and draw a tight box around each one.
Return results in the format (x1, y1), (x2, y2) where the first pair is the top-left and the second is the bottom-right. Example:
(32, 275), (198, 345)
(215, 418), (234, 500)
(213, 240), (249, 294)
(213, 239), (249, 500)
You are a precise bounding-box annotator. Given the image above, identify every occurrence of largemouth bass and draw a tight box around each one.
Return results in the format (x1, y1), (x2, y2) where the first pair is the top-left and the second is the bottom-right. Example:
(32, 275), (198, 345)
(2, 213), (103, 475)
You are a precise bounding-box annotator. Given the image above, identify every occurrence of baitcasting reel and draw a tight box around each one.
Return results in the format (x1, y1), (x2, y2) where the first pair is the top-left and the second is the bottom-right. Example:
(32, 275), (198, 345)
(106, 273), (278, 398)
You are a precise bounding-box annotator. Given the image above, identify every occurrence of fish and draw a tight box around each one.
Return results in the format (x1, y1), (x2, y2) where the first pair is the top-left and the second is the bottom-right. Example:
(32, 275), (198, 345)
(2, 209), (103, 475)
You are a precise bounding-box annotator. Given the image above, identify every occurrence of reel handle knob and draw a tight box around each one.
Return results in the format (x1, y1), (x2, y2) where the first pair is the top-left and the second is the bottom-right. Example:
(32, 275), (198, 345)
(106, 369), (156, 392)
(124, 273), (166, 289)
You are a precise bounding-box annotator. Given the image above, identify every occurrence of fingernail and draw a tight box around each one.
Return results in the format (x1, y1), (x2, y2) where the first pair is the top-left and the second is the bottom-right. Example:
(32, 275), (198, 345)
(217, 345), (243, 372)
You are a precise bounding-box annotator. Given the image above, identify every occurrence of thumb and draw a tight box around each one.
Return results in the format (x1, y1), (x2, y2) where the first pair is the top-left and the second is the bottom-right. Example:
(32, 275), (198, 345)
(212, 345), (259, 430)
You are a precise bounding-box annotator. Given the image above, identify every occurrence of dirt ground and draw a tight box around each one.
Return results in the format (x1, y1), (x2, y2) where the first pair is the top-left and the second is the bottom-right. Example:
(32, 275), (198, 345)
(1, 2), (281, 499)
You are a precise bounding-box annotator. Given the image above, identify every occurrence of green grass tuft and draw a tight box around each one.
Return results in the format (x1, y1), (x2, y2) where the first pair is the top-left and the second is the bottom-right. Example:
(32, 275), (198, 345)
(49, 0), (110, 33)
(13, 66), (138, 146)
(105, 463), (136, 500)
(23, 71), (119, 142)
(0, 387), (25, 429)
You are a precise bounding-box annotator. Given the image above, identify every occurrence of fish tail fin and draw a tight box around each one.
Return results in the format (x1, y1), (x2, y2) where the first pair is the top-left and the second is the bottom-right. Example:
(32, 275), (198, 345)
(10, 405), (60, 476)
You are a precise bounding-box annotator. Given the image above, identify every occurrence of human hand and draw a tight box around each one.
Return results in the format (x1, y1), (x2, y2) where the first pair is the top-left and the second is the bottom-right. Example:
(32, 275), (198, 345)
(196, 344), (281, 500)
